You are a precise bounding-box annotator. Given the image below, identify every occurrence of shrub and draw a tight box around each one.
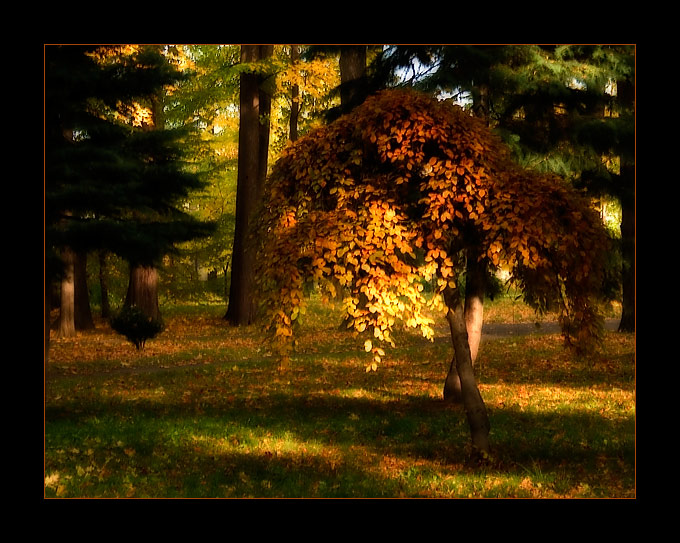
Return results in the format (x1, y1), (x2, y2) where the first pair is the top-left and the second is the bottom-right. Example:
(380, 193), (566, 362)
(111, 306), (164, 350)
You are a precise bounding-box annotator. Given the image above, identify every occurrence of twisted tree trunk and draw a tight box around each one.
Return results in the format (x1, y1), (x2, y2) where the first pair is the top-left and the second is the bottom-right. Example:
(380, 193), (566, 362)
(444, 286), (491, 456)
(443, 248), (486, 402)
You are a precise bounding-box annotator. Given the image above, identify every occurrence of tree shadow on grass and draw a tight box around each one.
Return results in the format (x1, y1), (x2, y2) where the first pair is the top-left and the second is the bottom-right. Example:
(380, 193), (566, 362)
(45, 388), (635, 498)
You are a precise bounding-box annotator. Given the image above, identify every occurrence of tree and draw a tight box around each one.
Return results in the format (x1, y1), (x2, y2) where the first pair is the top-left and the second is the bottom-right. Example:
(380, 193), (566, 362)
(255, 90), (609, 457)
(385, 44), (635, 333)
(111, 305), (164, 350)
(289, 45), (300, 142)
(224, 45), (274, 325)
(547, 45), (635, 332)
(97, 250), (112, 319)
(494, 45), (635, 333)
(74, 250), (95, 329)
(46, 44), (133, 338)
(45, 45), (213, 332)
(274, 45), (341, 147)
(339, 45), (368, 113)
(304, 45), (386, 121)
(123, 88), (166, 322)
(366, 46), (511, 371)
(152, 45), (339, 307)
(158, 45), (242, 304)
(56, 246), (76, 338)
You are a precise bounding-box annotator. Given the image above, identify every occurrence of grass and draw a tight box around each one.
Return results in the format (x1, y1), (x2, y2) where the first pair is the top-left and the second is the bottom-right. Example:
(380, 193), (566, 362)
(44, 294), (635, 499)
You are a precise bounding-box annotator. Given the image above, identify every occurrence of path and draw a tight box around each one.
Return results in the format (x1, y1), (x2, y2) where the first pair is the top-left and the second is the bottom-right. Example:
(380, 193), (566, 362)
(481, 318), (620, 339)
(433, 318), (621, 343)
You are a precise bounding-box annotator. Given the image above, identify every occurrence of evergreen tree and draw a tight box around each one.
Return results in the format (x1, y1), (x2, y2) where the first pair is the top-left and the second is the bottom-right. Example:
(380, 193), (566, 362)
(45, 45), (214, 328)
(486, 45), (635, 332)
(548, 45), (635, 332)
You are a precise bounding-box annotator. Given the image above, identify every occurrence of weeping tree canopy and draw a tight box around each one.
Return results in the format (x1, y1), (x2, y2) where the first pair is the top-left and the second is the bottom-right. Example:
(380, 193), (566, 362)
(256, 89), (609, 367)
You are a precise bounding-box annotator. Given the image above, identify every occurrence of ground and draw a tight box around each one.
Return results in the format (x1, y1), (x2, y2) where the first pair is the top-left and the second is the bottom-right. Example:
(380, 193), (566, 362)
(44, 303), (634, 499)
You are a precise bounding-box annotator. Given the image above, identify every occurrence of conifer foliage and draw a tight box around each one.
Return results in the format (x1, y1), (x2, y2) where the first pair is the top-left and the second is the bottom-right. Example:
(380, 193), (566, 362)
(45, 45), (213, 279)
(110, 305), (164, 350)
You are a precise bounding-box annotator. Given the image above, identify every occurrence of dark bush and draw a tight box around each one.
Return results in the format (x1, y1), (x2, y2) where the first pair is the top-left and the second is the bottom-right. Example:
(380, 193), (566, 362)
(111, 306), (164, 350)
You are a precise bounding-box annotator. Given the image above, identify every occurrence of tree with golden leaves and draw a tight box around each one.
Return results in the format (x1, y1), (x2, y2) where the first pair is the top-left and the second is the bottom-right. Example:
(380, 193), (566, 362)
(255, 89), (609, 457)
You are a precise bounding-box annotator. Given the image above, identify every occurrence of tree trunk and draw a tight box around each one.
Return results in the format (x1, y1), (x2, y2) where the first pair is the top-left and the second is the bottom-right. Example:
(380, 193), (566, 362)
(45, 273), (51, 364)
(98, 250), (111, 319)
(444, 248), (486, 402)
(58, 247), (76, 338)
(258, 45), (273, 188)
(444, 81), (490, 402)
(74, 250), (94, 330)
(289, 45), (300, 142)
(473, 83), (490, 125)
(120, 66), (164, 324)
(618, 178), (635, 332)
(444, 287), (491, 456)
(617, 75), (635, 333)
(464, 249), (486, 361)
(225, 44), (273, 326)
(443, 355), (462, 403)
(125, 263), (161, 322)
(339, 46), (367, 114)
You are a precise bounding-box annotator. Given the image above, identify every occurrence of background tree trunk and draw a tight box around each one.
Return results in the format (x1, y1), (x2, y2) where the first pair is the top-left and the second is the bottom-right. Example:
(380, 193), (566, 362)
(444, 287), (491, 455)
(473, 82), (490, 125)
(125, 264), (161, 322)
(74, 250), (94, 330)
(339, 46), (367, 114)
(58, 247), (76, 338)
(617, 76), (635, 333)
(619, 185), (635, 332)
(98, 250), (111, 319)
(289, 45), (300, 142)
(45, 274), (51, 363)
(258, 45), (273, 192)
(225, 44), (273, 326)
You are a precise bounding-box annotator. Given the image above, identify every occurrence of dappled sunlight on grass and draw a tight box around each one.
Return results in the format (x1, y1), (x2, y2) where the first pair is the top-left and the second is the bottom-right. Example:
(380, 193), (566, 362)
(483, 383), (634, 419)
(45, 299), (635, 498)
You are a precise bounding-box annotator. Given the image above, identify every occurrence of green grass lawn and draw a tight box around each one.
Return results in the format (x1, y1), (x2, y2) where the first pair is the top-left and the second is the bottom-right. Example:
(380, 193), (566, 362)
(44, 295), (635, 498)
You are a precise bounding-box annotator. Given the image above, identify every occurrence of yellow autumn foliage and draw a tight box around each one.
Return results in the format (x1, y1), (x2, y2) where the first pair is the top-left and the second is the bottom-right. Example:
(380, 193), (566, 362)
(256, 89), (609, 365)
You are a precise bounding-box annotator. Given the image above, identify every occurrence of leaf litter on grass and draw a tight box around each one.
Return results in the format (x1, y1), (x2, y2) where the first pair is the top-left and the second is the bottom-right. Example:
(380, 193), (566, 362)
(45, 305), (635, 498)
